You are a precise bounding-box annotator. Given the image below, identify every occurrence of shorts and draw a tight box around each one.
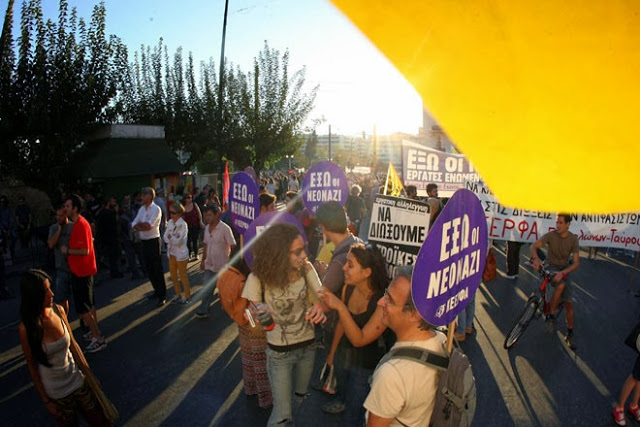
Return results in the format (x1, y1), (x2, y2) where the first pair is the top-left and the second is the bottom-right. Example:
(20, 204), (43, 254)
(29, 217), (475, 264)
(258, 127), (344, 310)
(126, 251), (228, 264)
(54, 270), (73, 303)
(71, 275), (95, 315)
(549, 266), (574, 303)
(633, 355), (640, 381)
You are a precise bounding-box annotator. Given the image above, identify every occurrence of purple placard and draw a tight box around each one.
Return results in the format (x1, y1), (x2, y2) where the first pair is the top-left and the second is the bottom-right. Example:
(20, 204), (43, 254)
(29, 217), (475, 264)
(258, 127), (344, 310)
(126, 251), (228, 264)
(230, 172), (260, 235)
(243, 211), (307, 268)
(244, 166), (258, 184)
(302, 161), (349, 214)
(412, 189), (488, 326)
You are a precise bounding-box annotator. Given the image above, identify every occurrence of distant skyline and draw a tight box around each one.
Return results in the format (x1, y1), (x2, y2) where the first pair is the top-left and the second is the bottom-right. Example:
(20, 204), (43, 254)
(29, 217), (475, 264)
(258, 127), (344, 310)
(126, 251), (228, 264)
(1, 0), (424, 136)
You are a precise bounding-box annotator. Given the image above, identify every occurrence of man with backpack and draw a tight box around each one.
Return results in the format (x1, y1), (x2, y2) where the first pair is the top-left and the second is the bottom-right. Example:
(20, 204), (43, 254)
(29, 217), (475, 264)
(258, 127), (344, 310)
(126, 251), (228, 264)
(364, 265), (447, 426)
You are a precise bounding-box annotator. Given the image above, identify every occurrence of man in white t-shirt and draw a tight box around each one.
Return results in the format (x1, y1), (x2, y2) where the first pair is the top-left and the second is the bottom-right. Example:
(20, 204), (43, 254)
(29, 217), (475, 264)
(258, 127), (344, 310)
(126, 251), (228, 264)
(364, 265), (446, 427)
(195, 205), (236, 317)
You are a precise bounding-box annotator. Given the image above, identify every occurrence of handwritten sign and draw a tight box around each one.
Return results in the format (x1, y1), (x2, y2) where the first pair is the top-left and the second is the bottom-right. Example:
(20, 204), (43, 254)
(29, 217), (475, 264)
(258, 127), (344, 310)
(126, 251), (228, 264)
(412, 189), (488, 326)
(243, 211), (307, 268)
(229, 172), (260, 235)
(465, 180), (640, 250)
(302, 161), (349, 214)
(367, 195), (430, 279)
(402, 140), (480, 197)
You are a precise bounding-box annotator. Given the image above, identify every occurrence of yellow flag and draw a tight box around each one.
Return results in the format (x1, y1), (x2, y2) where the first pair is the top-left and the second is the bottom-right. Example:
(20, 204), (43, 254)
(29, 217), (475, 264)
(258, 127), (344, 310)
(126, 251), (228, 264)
(332, 1), (640, 213)
(384, 162), (405, 197)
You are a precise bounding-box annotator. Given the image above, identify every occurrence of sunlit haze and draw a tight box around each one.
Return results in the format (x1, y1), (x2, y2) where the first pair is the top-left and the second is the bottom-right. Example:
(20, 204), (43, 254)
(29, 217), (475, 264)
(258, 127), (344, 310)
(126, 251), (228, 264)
(4, 0), (423, 136)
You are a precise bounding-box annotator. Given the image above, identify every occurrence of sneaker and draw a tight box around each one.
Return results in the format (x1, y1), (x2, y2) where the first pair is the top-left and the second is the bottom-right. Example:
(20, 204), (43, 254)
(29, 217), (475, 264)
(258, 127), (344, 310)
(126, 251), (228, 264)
(85, 337), (107, 353)
(321, 401), (345, 414)
(454, 332), (466, 342)
(564, 332), (576, 350)
(505, 274), (517, 280)
(465, 327), (475, 335)
(157, 298), (166, 307)
(195, 311), (209, 318)
(170, 295), (181, 304)
(181, 297), (191, 304)
(83, 331), (94, 342)
(543, 313), (555, 322)
(628, 404), (640, 421)
(613, 406), (627, 426)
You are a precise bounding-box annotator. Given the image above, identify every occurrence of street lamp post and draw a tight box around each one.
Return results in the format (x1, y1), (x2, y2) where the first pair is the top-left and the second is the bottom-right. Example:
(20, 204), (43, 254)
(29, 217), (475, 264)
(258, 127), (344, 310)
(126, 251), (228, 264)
(285, 155), (293, 169)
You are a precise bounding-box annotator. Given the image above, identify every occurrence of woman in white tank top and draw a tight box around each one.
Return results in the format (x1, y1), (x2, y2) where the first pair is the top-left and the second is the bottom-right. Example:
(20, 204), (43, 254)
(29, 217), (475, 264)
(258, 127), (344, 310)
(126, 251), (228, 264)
(18, 269), (111, 426)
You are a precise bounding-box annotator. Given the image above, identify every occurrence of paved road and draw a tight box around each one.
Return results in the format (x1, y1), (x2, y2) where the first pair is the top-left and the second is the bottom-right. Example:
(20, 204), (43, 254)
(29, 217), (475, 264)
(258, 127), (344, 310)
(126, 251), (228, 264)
(1, 241), (639, 426)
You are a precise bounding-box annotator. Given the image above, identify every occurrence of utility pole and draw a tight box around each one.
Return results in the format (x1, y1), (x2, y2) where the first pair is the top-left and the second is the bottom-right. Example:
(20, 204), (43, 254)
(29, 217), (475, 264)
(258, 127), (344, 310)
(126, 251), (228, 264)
(218, 0), (230, 115)
(372, 124), (378, 169)
(328, 125), (332, 161)
(217, 0), (230, 197)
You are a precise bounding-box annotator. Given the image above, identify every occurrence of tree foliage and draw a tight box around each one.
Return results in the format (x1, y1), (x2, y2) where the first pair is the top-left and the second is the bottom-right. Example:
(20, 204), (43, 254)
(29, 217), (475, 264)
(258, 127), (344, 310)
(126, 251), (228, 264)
(0, 1), (318, 192)
(116, 40), (317, 176)
(0, 0), (125, 193)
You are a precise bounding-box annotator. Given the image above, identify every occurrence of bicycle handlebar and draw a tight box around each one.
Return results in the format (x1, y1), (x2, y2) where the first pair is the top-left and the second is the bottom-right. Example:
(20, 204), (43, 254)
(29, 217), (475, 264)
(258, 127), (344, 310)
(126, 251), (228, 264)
(536, 265), (557, 280)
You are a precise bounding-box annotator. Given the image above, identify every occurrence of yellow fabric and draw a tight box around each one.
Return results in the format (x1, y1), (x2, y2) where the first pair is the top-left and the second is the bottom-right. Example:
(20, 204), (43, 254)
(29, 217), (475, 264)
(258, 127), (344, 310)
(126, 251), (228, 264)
(169, 256), (191, 298)
(385, 162), (405, 197)
(316, 241), (335, 265)
(331, 0), (640, 213)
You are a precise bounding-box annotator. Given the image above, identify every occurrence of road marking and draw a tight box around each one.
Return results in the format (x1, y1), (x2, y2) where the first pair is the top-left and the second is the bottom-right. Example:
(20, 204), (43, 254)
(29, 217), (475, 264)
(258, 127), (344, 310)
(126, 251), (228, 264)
(209, 380), (244, 426)
(125, 323), (239, 426)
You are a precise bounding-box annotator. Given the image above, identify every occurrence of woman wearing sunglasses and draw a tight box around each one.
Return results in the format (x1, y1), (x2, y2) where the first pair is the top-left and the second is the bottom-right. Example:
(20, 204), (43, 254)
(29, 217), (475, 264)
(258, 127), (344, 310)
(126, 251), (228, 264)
(317, 243), (391, 426)
(163, 203), (191, 303)
(242, 223), (327, 426)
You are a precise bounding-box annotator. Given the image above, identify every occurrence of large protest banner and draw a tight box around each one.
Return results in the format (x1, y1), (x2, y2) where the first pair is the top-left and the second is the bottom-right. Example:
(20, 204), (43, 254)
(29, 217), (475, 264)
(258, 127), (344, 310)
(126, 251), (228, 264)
(367, 194), (430, 279)
(465, 181), (640, 251)
(402, 140), (481, 197)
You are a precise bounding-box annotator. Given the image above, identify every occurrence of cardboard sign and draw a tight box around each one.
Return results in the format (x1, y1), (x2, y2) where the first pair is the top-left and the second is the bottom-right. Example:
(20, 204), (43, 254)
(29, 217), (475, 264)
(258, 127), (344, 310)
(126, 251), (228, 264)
(412, 189), (488, 326)
(367, 194), (431, 279)
(229, 172), (260, 235)
(302, 161), (349, 214)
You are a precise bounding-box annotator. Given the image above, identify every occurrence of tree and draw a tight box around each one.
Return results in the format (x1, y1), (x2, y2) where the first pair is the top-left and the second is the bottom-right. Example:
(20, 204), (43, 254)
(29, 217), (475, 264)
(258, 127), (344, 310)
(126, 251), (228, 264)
(0, 0), (126, 194)
(304, 129), (318, 166)
(225, 42), (317, 176)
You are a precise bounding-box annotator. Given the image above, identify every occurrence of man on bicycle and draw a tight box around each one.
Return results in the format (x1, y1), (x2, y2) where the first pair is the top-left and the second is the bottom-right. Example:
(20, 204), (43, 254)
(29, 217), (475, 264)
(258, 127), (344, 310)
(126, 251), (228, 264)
(530, 213), (580, 350)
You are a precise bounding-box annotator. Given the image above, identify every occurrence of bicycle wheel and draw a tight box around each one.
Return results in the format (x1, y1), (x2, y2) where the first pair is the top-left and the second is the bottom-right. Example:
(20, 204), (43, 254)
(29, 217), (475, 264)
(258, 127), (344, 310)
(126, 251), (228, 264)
(504, 296), (539, 349)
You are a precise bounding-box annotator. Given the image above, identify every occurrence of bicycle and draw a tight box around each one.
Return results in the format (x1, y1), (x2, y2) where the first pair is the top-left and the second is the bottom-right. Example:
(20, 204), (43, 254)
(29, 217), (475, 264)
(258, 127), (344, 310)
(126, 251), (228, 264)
(503, 265), (565, 349)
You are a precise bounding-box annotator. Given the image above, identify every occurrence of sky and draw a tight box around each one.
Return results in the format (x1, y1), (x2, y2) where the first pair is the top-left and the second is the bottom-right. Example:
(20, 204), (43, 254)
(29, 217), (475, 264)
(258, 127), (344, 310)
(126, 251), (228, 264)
(2, 0), (424, 136)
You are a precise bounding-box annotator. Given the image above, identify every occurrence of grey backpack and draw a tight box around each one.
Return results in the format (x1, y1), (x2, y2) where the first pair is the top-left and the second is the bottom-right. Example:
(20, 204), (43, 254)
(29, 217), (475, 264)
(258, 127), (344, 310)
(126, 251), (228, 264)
(386, 345), (476, 427)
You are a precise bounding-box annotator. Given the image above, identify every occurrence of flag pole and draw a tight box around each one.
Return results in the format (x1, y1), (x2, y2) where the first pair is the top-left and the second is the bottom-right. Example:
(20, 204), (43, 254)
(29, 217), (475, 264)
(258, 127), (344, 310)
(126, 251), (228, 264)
(383, 162), (391, 195)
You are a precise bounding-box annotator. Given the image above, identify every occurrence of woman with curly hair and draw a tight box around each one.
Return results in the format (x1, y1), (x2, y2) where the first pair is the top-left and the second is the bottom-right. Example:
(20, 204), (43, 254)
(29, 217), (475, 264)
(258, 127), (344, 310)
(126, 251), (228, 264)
(242, 223), (327, 426)
(18, 269), (111, 426)
(318, 243), (391, 426)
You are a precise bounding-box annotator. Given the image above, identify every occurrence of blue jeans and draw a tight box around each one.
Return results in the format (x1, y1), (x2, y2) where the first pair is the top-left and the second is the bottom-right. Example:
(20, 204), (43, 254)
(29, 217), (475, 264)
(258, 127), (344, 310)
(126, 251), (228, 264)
(266, 343), (316, 426)
(342, 365), (373, 426)
(196, 270), (217, 315)
(54, 270), (72, 304)
(456, 296), (476, 334)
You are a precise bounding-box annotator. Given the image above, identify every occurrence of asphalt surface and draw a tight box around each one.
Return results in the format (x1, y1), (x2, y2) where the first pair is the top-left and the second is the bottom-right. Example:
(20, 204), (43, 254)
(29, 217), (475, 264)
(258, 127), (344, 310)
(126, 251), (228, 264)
(1, 240), (640, 426)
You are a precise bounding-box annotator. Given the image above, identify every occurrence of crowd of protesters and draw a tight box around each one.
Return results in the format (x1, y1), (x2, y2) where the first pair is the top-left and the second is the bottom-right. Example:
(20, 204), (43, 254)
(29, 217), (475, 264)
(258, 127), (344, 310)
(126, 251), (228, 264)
(8, 165), (640, 426)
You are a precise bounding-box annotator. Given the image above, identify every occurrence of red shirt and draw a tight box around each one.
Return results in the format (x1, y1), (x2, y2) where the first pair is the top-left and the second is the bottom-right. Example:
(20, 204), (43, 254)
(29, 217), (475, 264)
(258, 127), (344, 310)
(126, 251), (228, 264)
(67, 215), (97, 277)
